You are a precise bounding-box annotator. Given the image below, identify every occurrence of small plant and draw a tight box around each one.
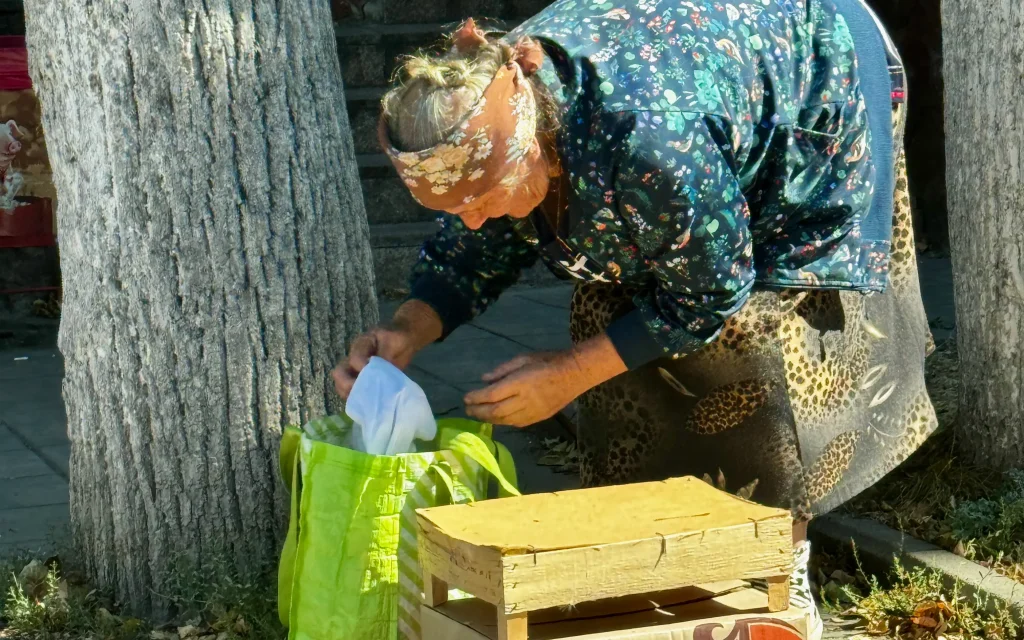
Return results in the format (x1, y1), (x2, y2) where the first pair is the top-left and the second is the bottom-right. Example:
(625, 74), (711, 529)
(824, 548), (1019, 639)
(4, 564), (70, 636)
(0, 553), (284, 640)
(949, 497), (1002, 542)
(159, 555), (284, 640)
(2, 560), (147, 640)
(946, 472), (1024, 582)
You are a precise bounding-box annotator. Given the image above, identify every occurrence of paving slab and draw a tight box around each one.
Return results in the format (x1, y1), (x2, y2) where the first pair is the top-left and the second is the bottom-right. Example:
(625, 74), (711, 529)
(512, 331), (573, 352)
(0, 447), (52, 480)
(411, 336), (529, 389)
(0, 422), (23, 452)
(511, 285), (574, 310)
(412, 377), (466, 416)
(0, 473), (69, 510)
(38, 443), (70, 479)
(469, 294), (570, 337)
(918, 256), (956, 341)
(0, 346), (63, 382)
(0, 503), (69, 548)
(0, 373), (67, 451)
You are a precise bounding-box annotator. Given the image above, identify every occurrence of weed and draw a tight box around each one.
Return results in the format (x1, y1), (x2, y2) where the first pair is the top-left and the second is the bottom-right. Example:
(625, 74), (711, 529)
(159, 556), (283, 640)
(0, 553), (284, 640)
(824, 548), (1019, 639)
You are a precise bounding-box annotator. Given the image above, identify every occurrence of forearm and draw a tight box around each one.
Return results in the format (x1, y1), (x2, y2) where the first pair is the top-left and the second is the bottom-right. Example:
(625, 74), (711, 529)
(390, 299), (444, 351)
(565, 332), (628, 394)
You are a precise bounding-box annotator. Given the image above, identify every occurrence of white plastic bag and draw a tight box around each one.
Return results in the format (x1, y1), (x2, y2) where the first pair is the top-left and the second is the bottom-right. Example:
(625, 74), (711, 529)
(345, 356), (437, 455)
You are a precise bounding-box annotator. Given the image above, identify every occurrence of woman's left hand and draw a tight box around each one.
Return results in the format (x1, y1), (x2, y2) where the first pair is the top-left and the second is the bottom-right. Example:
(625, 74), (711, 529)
(464, 351), (586, 428)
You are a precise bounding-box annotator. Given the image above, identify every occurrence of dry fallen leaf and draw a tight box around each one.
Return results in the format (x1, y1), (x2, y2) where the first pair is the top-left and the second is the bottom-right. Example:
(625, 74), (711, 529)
(538, 437), (580, 473)
(177, 625), (204, 639)
(866, 618), (889, 635)
(910, 600), (953, 630)
(234, 616), (251, 635)
(17, 560), (48, 600)
(911, 615), (939, 629)
(736, 478), (759, 501)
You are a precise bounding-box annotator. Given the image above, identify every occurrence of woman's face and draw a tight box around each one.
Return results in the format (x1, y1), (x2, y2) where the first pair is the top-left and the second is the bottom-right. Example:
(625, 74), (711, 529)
(445, 139), (551, 230)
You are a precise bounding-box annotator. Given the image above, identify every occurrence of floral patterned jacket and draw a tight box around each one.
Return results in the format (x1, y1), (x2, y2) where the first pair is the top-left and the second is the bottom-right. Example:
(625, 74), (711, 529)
(407, 0), (902, 369)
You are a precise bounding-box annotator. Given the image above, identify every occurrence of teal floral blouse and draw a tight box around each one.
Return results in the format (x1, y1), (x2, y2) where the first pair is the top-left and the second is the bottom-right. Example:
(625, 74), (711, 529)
(408, 0), (897, 369)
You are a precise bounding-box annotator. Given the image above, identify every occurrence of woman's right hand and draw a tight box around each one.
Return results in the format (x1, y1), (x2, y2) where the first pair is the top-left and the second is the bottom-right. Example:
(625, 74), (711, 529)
(331, 300), (443, 399)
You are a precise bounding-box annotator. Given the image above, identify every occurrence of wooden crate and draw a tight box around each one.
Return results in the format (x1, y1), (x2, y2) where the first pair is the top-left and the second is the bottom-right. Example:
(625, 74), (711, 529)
(421, 583), (810, 640)
(417, 477), (794, 640)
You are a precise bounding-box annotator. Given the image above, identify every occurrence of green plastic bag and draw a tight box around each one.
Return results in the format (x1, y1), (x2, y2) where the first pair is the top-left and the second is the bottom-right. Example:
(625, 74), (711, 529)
(277, 415), (519, 640)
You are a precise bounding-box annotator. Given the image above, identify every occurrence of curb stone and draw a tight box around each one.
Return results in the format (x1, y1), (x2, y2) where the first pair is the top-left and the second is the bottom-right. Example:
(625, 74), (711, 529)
(810, 514), (1024, 617)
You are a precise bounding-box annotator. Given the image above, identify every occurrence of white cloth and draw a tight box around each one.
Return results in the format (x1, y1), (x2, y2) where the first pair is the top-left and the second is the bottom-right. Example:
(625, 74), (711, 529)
(346, 356), (437, 455)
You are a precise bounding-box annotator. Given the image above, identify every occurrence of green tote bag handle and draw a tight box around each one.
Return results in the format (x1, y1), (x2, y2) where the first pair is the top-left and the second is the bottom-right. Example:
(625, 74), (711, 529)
(445, 431), (520, 498)
(278, 427), (302, 626)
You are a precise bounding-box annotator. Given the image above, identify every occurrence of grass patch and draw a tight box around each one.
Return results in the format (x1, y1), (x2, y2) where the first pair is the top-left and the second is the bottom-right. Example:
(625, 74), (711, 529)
(0, 554), (284, 640)
(845, 337), (1024, 584)
(822, 550), (1019, 639)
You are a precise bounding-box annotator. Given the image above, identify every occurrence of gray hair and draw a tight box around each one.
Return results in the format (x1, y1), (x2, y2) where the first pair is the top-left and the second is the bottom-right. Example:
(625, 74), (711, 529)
(382, 37), (556, 152)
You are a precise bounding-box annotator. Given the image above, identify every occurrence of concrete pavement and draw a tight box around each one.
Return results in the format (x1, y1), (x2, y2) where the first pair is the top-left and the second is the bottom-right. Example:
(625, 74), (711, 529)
(0, 257), (956, 556)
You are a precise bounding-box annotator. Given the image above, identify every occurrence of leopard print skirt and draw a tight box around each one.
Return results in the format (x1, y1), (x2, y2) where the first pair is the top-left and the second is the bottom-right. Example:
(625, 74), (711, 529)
(570, 113), (937, 520)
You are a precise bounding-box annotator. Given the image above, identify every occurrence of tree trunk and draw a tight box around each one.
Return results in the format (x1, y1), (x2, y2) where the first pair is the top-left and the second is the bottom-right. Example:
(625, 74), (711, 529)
(942, 0), (1024, 468)
(24, 0), (377, 614)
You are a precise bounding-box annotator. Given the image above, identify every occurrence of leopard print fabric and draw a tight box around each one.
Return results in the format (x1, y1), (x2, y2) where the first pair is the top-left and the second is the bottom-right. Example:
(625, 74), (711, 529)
(570, 105), (937, 519)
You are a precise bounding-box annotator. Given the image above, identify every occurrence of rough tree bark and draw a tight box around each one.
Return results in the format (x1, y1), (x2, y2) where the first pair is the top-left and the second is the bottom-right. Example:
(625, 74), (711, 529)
(24, 0), (378, 614)
(942, 0), (1024, 468)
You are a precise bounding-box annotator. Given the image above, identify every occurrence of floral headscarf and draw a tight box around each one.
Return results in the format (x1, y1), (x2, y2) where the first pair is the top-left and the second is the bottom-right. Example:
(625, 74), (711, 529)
(378, 19), (544, 212)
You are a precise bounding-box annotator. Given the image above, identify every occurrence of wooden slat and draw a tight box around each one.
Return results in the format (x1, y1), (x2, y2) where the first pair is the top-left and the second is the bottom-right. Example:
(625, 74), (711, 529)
(528, 581), (748, 625)
(498, 522), (792, 612)
(416, 476), (794, 612)
(424, 571), (450, 607)
(421, 588), (811, 640)
(419, 517), (505, 605)
(766, 576), (791, 612)
(496, 611), (528, 640)
(416, 477), (791, 555)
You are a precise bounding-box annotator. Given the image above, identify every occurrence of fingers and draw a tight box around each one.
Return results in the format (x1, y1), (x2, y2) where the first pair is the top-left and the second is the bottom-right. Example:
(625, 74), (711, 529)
(482, 355), (532, 383)
(464, 378), (520, 406)
(465, 396), (527, 425)
(332, 364), (357, 399)
(333, 332), (380, 399)
(348, 333), (378, 371)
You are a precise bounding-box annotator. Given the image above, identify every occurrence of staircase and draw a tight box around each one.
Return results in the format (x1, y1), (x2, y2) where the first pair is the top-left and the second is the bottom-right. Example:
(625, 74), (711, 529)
(334, 0), (554, 292)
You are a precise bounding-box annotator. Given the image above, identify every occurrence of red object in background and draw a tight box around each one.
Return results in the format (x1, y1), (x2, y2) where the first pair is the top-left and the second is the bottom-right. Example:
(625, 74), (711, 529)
(0, 38), (54, 248)
(0, 36), (30, 92)
(0, 197), (54, 247)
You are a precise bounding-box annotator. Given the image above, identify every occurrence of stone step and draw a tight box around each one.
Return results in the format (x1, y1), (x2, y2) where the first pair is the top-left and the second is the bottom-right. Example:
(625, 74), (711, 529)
(356, 153), (390, 168)
(333, 0), (549, 28)
(335, 22), (445, 89)
(368, 221), (559, 292)
(369, 221), (434, 292)
(360, 168), (435, 226)
(348, 93), (386, 155)
(333, 3), (546, 89)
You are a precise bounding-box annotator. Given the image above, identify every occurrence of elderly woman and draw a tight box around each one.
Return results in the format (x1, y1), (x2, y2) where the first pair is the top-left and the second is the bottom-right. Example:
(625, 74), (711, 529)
(334, 1), (936, 634)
